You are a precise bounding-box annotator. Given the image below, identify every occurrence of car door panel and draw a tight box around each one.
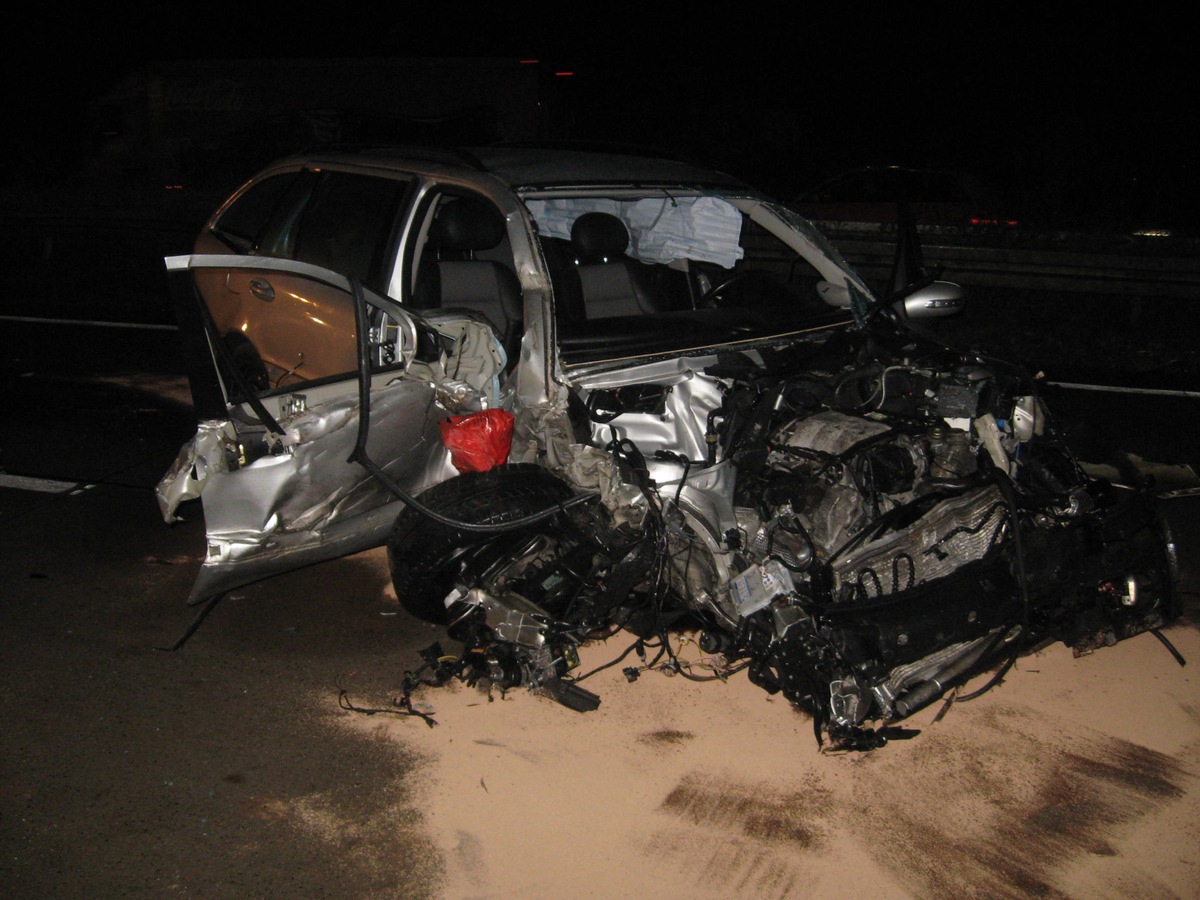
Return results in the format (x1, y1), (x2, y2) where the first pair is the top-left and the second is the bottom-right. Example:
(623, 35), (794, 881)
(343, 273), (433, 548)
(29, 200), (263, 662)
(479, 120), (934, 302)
(161, 254), (490, 608)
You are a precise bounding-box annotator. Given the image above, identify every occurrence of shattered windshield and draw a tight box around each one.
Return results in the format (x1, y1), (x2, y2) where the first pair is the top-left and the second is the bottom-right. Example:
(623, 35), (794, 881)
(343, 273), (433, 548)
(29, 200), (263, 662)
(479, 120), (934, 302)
(524, 191), (862, 365)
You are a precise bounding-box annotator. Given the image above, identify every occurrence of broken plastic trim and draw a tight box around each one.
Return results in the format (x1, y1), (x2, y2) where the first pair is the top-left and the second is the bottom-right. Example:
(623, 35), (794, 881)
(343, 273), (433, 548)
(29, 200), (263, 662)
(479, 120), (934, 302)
(345, 275), (599, 533)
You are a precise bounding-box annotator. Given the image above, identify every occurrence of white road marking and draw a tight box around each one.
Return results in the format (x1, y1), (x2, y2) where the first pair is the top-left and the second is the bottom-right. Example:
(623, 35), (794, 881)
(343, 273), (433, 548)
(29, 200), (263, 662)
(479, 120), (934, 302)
(0, 474), (93, 494)
(0, 315), (177, 331)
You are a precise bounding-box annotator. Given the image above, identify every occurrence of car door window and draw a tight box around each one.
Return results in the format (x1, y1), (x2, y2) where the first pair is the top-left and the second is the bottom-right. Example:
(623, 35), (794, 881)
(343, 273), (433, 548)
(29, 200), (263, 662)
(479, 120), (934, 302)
(215, 274), (361, 395)
(211, 172), (305, 252)
(176, 255), (418, 413)
(288, 171), (411, 293)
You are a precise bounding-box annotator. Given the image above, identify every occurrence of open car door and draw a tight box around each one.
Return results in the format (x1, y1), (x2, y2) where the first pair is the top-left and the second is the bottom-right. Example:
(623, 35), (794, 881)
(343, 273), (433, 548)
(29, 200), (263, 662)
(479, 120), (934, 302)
(158, 254), (504, 616)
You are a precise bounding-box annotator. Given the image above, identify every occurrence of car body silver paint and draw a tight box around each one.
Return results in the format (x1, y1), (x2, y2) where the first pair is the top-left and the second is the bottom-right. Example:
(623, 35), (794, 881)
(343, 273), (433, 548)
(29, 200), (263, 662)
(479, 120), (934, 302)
(585, 374), (726, 465)
(163, 254), (503, 606)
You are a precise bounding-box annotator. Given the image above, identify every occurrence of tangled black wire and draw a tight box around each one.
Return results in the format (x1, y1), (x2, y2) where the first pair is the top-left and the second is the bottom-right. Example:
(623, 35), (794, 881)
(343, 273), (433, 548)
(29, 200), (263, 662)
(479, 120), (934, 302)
(336, 680), (438, 729)
(336, 647), (472, 729)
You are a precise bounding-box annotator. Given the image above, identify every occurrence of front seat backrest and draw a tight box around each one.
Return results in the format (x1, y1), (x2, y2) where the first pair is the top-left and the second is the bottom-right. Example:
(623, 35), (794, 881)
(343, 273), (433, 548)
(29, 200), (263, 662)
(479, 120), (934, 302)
(570, 212), (668, 318)
(426, 197), (524, 354)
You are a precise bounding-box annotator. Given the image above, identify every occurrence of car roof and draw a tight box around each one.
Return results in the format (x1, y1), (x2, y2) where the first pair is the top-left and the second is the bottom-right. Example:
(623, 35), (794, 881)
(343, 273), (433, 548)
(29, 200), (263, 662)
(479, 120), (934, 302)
(280, 144), (751, 192)
(469, 146), (750, 191)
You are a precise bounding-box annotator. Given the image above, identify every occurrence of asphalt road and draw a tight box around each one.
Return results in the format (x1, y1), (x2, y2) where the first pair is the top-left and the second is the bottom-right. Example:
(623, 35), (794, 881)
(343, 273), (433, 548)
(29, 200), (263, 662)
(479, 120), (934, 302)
(0, 322), (454, 897)
(3, 319), (1199, 897)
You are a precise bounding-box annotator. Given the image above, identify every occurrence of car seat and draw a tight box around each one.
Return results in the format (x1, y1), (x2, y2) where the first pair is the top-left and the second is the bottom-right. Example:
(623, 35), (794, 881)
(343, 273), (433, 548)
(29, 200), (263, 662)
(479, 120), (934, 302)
(417, 197), (524, 358)
(569, 212), (669, 318)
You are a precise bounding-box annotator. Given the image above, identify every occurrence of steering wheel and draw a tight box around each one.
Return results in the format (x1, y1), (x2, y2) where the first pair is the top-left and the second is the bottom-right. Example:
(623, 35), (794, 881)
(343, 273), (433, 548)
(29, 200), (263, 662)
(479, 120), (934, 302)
(697, 271), (753, 308)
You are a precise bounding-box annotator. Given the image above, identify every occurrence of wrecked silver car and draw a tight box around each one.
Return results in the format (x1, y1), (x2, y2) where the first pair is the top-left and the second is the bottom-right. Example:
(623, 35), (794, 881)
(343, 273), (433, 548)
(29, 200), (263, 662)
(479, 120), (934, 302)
(159, 148), (1178, 749)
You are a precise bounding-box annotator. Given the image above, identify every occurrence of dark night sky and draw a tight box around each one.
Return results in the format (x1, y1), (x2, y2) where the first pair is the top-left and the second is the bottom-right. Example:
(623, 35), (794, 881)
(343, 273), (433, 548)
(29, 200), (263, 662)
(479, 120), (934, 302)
(8, 12), (1194, 230)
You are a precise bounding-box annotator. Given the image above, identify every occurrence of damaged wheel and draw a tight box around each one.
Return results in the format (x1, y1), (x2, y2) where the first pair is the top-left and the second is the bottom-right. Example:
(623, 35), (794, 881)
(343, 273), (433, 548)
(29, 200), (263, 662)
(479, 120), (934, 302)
(387, 464), (578, 624)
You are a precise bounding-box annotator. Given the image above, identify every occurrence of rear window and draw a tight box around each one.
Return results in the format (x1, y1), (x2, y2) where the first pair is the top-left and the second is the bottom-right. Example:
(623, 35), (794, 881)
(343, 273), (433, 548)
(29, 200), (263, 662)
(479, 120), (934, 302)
(289, 172), (410, 293)
(213, 173), (302, 251)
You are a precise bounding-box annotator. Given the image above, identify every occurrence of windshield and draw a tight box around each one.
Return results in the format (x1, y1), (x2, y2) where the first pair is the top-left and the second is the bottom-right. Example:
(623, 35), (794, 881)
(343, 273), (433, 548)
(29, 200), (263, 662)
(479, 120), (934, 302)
(523, 190), (864, 365)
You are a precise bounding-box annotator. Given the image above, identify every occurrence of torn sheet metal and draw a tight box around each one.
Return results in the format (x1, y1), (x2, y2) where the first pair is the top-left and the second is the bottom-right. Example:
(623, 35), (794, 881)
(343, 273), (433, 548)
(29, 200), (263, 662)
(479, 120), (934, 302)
(156, 419), (237, 523)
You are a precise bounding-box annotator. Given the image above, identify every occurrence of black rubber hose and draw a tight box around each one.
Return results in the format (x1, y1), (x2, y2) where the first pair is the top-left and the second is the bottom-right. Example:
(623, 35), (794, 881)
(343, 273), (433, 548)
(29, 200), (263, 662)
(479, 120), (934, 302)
(893, 631), (1006, 718)
(956, 641), (1020, 702)
(1151, 627), (1187, 667)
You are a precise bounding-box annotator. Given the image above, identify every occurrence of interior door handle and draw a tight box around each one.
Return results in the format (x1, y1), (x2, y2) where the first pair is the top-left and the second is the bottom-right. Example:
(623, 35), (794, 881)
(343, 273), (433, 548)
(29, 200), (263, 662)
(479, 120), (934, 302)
(249, 278), (275, 302)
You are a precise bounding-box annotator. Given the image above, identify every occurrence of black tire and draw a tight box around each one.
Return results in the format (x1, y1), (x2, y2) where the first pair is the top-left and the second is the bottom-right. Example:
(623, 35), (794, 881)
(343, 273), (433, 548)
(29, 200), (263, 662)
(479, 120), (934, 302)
(387, 463), (577, 623)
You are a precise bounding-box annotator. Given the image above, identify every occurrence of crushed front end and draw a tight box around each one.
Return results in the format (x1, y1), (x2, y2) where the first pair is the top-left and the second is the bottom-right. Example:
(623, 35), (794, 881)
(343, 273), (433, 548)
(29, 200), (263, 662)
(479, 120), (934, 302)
(391, 324), (1178, 749)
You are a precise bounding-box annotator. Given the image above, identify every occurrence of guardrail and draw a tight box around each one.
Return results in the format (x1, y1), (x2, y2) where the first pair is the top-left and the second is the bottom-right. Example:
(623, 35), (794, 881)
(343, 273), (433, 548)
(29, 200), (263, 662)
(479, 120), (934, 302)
(818, 223), (1200, 299)
(2, 216), (1198, 324)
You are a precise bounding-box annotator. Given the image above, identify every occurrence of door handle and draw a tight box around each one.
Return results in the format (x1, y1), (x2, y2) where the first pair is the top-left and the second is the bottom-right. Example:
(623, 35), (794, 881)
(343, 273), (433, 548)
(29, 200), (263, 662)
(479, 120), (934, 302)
(249, 278), (275, 302)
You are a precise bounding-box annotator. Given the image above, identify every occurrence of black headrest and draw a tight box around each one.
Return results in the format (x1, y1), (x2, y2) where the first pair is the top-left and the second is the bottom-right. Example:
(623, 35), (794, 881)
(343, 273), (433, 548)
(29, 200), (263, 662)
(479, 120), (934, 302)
(570, 212), (629, 263)
(429, 197), (506, 252)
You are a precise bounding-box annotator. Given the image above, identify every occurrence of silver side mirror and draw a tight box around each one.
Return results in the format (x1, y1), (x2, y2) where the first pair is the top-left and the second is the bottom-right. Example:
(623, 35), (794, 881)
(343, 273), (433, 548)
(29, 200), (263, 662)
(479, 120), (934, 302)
(900, 281), (966, 318)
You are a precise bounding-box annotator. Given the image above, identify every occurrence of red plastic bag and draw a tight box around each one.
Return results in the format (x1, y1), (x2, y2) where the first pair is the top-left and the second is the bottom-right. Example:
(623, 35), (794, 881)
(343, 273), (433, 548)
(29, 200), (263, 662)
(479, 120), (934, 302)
(440, 409), (515, 473)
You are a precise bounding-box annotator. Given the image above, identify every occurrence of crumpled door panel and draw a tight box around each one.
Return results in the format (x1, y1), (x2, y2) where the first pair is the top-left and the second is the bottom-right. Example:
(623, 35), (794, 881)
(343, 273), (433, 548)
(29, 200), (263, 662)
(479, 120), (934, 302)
(160, 254), (506, 608)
